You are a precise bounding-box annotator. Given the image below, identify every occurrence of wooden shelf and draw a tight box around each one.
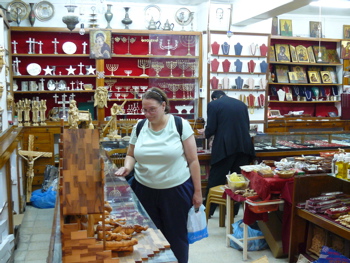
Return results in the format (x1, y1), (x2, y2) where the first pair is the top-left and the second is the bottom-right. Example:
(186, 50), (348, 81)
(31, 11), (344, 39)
(112, 54), (199, 59)
(13, 75), (97, 79)
(211, 54), (267, 59)
(14, 90), (94, 94)
(270, 61), (342, 66)
(269, 82), (342, 86)
(269, 100), (341, 103)
(210, 71), (267, 75)
(210, 89), (266, 92)
(12, 53), (90, 57)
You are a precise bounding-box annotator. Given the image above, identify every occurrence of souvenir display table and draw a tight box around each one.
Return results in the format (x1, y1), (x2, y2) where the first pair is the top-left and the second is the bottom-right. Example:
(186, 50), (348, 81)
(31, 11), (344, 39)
(223, 170), (294, 260)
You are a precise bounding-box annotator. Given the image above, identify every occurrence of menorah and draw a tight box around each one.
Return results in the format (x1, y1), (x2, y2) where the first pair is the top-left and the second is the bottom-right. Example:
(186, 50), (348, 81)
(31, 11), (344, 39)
(168, 84), (180, 98)
(105, 79), (117, 90)
(178, 60), (189, 77)
(141, 37), (159, 55)
(180, 84), (187, 99)
(106, 64), (119, 76)
(158, 82), (168, 91)
(184, 83), (195, 99)
(166, 61), (177, 77)
(151, 61), (164, 77)
(159, 39), (178, 56)
(138, 59), (150, 77)
(187, 62), (197, 77)
(115, 36), (136, 55)
(179, 35), (196, 56)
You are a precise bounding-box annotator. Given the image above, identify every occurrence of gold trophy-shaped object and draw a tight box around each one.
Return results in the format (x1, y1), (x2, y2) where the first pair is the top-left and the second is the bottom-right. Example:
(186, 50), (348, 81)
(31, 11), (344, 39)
(168, 83), (180, 98)
(141, 37), (159, 55)
(151, 61), (164, 77)
(166, 61), (177, 77)
(178, 60), (189, 77)
(106, 64), (119, 76)
(138, 59), (150, 77)
(159, 39), (178, 56)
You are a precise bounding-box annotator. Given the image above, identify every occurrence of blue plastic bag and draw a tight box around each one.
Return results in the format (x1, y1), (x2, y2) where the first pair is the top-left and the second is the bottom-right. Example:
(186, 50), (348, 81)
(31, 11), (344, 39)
(187, 205), (209, 244)
(230, 219), (268, 251)
(30, 186), (57, 209)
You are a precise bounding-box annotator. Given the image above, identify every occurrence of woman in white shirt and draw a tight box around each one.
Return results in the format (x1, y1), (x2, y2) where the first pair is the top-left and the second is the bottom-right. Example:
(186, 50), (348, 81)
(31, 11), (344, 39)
(115, 87), (202, 263)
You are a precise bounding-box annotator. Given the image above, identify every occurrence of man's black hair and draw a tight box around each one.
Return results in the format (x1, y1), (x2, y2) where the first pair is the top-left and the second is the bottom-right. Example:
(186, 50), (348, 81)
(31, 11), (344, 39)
(211, 90), (226, 100)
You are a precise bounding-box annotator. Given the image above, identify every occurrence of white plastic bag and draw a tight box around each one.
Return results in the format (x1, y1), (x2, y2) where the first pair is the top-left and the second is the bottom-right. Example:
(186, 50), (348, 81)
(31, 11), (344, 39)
(187, 204), (208, 244)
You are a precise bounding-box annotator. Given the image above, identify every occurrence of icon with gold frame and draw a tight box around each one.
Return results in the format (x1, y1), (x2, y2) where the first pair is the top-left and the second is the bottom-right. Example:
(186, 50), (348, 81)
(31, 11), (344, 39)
(343, 25), (350, 39)
(320, 71), (332, 84)
(279, 19), (292, 36)
(308, 71), (321, 84)
(296, 45), (309, 62)
(275, 44), (290, 62)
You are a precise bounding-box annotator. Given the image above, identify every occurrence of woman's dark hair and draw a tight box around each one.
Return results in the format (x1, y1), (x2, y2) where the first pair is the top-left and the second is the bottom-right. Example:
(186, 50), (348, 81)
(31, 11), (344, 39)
(211, 90), (226, 100)
(142, 87), (170, 113)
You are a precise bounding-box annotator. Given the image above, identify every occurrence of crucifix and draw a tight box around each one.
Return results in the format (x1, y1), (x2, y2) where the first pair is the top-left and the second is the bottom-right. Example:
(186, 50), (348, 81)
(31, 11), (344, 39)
(58, 93), (70, 120)
(37, 41), (43, 54)
(53, 93), (59, 103)
(52, 38), (59, 54)
(82, 41), (87, 54)
(26, 38), (35, 54)
(79, 81), (84, 90)
(70, 81), (75, 91)
(11, 40), (18, 54)
(18, 134), (53, 202)
(13, 57), (21, 75)
(78, 62), (84, 75)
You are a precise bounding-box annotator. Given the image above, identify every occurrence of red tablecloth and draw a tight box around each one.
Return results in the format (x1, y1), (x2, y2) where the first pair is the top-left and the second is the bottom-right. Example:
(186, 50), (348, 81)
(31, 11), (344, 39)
(223, 171), (294, 254)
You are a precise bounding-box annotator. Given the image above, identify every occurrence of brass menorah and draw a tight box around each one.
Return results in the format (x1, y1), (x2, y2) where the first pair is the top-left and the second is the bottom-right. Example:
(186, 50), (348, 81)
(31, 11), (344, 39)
(141, 37), (159, 55)
(168, 83), (180, 98)
(138, 59), (150, 77)
(166, 61), (177, 77)
(151, 61), (164, 77)
(159, 39), (178, 56)
(179, 35), (196, 56)
(115, 36), (136, 55)
(106, 64), (119, 76)
(178, 60), (189, 77)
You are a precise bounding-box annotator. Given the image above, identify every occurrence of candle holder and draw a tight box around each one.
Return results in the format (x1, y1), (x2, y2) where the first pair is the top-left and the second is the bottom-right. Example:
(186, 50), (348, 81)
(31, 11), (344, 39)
(115, 36), (136, 55)
(138, 59), (150, 77)
(151, 61), (164, 77)
(105, 79), (117, 90)
(159, 39), (178, 56)
(178, 60), (189, 77)
(106, 64), (119, 76)
(124, 70), (132, 76)
(168, 83), (180, 98)
(179, 35), (196, 56)
(141, 37), (159, 55)
(166, 61), (177, 77)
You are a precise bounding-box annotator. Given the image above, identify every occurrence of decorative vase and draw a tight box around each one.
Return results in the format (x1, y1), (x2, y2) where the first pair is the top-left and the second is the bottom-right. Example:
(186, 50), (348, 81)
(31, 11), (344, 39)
(105, 4), (113, 29)
(211, 41), (220, 55)
(121, 7), (132, 29)
(29, 3), (35, 27)
(62, 5), (79, 31)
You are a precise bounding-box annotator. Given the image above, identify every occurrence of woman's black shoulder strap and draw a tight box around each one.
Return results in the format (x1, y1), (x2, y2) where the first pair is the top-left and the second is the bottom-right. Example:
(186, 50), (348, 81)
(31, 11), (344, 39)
(136, 116), (183, 140)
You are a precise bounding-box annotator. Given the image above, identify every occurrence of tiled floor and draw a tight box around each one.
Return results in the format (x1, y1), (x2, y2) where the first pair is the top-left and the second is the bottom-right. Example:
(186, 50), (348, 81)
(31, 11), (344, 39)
(13, 205), (289, 263)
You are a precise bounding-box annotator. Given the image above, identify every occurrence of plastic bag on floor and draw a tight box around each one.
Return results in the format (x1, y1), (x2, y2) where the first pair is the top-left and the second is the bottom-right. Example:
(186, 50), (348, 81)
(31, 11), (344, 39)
(30, 186), (56, 209)
(230, 219), (268, 251)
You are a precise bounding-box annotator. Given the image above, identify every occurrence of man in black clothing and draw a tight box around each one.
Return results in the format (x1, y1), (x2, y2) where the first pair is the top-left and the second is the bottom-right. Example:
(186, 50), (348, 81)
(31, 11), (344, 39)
(199, 90), (255, 215)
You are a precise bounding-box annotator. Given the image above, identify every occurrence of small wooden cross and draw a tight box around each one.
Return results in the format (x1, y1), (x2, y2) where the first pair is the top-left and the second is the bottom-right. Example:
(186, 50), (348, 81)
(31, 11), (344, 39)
(18, 135), (53, 202)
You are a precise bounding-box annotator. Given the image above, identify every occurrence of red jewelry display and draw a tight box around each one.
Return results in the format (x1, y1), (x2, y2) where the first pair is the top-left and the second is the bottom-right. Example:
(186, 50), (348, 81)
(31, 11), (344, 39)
(211, 58), (219, 72)
(247, 60), (256, 73)
(222, 59), (231, 73)
(211, 41), (220, 55)
(210, 76), (219, 89)
(260, 44), (268, 56)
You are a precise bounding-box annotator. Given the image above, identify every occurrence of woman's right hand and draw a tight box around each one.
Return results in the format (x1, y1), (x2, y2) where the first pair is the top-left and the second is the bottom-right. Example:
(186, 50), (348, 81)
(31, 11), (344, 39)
(115, 167), (130, 177)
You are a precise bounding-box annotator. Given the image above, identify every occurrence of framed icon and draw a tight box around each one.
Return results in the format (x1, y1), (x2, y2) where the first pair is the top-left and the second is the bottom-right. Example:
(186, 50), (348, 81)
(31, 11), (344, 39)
(269, 46), (276, 62)
(275, 44), (290, 62)
(313, 45), (328, 62)
(310, 21), (322, 38)
(288, 72), (298, 83)
(308, 71), (321, 84)
(295, 45), (309, 63)
(289, 45), (298, 62)
(89, 29), (112, 59)
(279, 19), (292, 36)
(307, 46), (316, 63)
(343, 25), (350, 39)
(270, 109), (281, 117)
(275, 65), (289, 83)
(291, 65), (308, 84)
(320, 71), (332, 83)
(271, 16), (278, 35)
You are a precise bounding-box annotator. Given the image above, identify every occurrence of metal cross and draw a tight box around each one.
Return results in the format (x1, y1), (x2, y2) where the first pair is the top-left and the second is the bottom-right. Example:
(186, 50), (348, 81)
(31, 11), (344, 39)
(57, 94), (70, 120)
(13, 57), (21, 75)
(82, 42), (88, 54)
(52, 38), (59, 54)
(32, 38), (36, 54)
(11, 40), (18, 54)
(26, 38), (34, 54)
(37, 41), (43, 54)
(78, 62), (84, 75)
(79, 81), (84, 90)
(69, 93), (76, 101)
(39, 78), (45, 91)
(70, 81), (75, 90)
(53, 93), (59, 103)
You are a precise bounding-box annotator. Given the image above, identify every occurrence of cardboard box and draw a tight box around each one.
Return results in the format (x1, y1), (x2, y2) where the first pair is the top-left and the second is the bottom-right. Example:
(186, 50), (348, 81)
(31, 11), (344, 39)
(257, 211), (287, 258)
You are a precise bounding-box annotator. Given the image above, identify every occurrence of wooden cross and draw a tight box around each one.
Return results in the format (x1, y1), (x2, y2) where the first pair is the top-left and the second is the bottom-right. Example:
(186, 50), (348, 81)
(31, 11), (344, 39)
(18, 135), (53, 202)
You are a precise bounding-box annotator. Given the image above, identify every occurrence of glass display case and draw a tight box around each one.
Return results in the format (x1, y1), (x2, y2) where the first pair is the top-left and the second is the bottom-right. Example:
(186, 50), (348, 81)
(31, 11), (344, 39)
(254, 131), (350, 152)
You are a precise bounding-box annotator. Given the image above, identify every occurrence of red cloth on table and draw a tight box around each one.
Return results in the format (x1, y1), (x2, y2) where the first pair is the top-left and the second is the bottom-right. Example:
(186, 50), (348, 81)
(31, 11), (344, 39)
(280, 180), (294, 254)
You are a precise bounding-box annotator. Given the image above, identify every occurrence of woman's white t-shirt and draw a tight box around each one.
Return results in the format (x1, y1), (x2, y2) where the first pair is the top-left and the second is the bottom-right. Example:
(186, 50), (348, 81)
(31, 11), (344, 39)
(129, 115), (194, 189)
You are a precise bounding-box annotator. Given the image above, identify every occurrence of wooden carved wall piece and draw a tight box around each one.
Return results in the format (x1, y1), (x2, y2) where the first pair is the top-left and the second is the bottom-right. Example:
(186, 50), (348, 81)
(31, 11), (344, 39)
(94, 86), (108, 108)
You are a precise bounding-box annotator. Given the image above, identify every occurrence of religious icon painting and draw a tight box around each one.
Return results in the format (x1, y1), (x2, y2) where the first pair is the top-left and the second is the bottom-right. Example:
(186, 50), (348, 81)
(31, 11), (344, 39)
(295, 45), (309, 63)
(310, 21), (322, 38)
(271, 16), (278, 35)
(269, 46), (276, 62)
(323, 66), (338, 84)
(344, 25), (350, 39)
(275, 44), (290, 62)
(307, 46), (316, 63)
(89, 29), (112, 59)
(308, 71), (321, 84)
(290, 65), (307, 84)
(288, 72), (298, 83)
(313, 45), (328, 62)
(320, 71), (332, 84)
(275, 65), (289, 83)
(289, 45), (298, 62)
(326, 49), (341, 64)
(279, 19), (292, 36)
